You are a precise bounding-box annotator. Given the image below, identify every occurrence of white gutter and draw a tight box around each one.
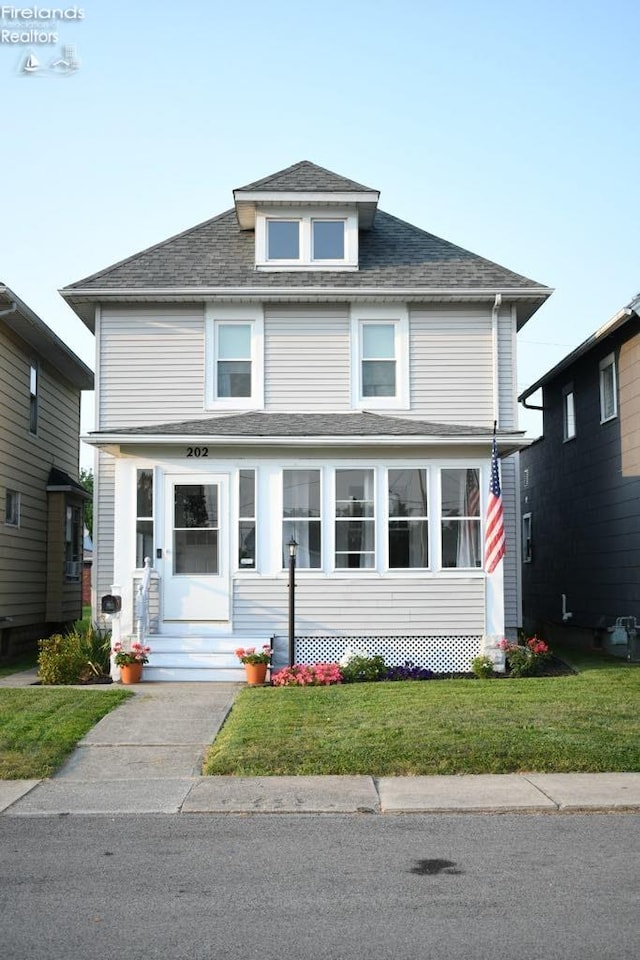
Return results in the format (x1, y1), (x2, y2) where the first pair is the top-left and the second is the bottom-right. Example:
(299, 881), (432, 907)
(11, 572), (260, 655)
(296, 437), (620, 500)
(82, 433), (531, 451)
(62, 285), (552, 300)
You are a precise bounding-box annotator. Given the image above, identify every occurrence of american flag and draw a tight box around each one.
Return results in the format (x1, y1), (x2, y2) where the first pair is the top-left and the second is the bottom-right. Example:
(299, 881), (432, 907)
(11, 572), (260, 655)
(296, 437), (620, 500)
(484, 434), (505, 574)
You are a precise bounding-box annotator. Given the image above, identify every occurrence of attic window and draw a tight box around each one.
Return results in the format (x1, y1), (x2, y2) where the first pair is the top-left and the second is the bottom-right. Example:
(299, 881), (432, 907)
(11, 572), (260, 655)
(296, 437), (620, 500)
(256, 208), (358, 270)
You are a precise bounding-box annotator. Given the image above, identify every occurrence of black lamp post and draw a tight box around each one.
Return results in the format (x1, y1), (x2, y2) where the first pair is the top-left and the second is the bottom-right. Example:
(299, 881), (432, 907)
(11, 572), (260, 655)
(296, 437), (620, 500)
(288, 536), (298, 666)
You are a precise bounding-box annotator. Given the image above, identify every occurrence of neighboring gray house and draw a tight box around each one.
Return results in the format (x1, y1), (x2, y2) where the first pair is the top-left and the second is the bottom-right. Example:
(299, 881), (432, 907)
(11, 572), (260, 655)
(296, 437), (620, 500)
(0, 284), (94, 659)
(519, 292), (640, 655)
(61, 161), (551, 680)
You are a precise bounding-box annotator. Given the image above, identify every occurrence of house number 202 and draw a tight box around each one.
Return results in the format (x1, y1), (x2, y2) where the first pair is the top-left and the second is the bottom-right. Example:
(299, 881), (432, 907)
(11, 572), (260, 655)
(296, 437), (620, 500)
(186, 447), (209, 458)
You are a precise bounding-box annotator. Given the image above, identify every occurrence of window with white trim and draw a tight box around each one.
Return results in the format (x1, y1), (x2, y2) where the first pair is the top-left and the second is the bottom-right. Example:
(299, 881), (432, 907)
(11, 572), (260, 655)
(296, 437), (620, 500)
(440, 468), (481, 568)
(5, 489), (20, 527)
(238, 469), (256, 569)
(351, 306), (409, 408)
(256, 208), (358, 269)
(563, 385), (576, 440)
(599, 353), (617, 422)
(136, 469), (153, 568)
(335, 468), (375, 569)
(205, 306), (264, 409)
(282, 469), (321, 569)
(388, 469), (428, 569)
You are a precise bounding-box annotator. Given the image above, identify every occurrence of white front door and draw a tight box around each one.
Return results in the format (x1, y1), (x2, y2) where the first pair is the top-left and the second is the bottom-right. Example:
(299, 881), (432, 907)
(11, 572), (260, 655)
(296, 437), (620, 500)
(162, 474), (230, 622)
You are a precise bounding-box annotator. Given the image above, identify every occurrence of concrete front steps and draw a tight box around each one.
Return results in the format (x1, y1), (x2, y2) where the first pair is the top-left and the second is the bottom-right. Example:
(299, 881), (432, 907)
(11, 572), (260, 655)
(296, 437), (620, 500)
(143, 635), (272, 682)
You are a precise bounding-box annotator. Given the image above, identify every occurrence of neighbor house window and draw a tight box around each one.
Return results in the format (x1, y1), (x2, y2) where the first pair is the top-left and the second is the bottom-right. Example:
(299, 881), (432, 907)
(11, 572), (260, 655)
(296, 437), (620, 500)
(388, 469), (429, 569)
(216, 323), (252, 398)
(563, 385), (576, 440)
(5, 489), (20, 527)
(335, 469), (375, 569)
(440, 468), (481, 568)
(65, 504), (82, 581)
(267, 220), (300, 260)
(282, 469), (321, 569)
(238, 469), (256, 568)
(29, 364), (38, 434)
(522, 512), (533, 563)
(136, 469), (154, 568)
(599, 353), (617, 422)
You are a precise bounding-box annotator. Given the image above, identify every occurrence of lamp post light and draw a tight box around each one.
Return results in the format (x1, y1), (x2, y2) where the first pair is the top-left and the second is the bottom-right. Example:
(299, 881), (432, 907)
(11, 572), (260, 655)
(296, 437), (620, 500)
(288, 536), (298, 666)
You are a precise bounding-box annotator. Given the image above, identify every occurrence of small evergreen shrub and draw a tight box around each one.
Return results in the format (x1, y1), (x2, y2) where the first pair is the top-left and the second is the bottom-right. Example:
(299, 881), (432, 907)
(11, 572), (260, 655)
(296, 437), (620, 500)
(471, 654), (495, 679)
(38, 633), (88, 685)
(340, 654), (388, 683)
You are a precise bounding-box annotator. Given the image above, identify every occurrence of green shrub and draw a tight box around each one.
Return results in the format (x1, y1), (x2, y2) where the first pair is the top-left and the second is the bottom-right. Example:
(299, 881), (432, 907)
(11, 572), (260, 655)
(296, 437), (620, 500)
(38, 633), (87, 685)
(37, 623), (112, 685)
(340, 654), (387, 683)
(471, 654), (494, 679)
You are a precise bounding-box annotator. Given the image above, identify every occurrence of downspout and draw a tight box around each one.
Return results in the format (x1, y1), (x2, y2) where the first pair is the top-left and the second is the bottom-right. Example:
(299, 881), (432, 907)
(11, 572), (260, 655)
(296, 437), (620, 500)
(491, 293), (501, 424)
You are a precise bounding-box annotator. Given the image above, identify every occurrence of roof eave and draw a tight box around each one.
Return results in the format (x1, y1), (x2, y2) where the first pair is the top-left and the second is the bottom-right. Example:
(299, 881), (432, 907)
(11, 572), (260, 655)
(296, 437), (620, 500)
(233, 190), (380, 229)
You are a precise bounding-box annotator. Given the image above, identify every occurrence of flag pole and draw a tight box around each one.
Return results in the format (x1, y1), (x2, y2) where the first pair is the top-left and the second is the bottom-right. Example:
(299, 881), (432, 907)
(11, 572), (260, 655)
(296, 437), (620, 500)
(481, 421), (506, 671)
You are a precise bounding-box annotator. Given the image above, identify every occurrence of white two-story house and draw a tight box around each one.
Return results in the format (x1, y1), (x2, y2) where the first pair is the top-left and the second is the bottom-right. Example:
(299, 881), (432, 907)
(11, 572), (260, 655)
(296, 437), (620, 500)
(61, 161), (551, 680)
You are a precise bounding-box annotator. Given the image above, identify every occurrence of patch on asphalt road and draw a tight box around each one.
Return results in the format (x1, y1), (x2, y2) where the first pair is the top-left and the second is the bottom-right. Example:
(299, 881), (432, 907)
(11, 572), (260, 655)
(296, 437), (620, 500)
(410, 858), (463, 876)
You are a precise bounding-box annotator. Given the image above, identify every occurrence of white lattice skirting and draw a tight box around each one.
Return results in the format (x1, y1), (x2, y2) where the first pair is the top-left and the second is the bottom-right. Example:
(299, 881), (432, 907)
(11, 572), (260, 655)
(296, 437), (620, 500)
(293, 635), (483, 674)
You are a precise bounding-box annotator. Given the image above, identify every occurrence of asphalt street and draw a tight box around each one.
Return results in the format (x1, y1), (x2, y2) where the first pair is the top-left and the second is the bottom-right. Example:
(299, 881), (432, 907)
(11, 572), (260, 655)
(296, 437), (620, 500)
(2, 813), (639, 960)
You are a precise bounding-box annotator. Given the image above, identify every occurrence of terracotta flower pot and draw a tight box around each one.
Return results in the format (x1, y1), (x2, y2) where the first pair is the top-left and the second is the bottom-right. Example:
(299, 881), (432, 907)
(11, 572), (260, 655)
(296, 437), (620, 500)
(244, 662), (268, 685)
(120, 662), (143, 685)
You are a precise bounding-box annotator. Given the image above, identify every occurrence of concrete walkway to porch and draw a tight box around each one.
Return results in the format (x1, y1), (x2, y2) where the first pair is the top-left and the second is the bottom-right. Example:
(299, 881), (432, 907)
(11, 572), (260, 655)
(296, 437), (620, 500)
(1, 669), (640, 817)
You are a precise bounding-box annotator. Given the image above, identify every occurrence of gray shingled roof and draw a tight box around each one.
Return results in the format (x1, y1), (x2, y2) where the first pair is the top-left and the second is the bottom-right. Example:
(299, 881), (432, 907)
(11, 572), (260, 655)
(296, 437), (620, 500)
(89, 411), (522, 439)
(235, 160), (375, 193)
(64, 208), (544, 292)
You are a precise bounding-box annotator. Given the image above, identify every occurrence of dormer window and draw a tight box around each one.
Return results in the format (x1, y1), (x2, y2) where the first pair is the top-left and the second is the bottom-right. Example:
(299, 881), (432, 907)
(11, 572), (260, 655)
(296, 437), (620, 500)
(256, 208), (358, 270)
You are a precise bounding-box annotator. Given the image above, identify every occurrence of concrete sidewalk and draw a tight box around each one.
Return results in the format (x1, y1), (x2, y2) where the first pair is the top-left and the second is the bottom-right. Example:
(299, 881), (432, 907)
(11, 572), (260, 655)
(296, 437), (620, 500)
(1, 671), (640, 816)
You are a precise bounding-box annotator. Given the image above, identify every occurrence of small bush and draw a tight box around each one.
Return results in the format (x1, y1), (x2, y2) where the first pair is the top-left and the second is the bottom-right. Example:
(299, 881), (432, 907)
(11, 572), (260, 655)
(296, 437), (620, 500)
(471, 655), (495, 679)
(38, 622), (112, 685)
(340, 654), (387, 683)
(384, 661), (435, 681)
(38, 634), (87, 685)
(500, 636), (551, 677)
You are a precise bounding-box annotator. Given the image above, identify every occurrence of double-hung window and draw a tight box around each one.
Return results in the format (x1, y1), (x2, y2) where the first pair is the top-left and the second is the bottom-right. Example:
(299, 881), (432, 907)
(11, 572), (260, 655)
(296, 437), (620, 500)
(335, 469), (375, 568)
(238, 469), (256, 568)
(351, 306), (409, 408)
(599, 353), (617, 422)
(282, 469), (321, 569)
(205, 306), (264, 409)
(5, 489), (20, 527)
(440, 468), (481, 568)
(388, 469), (429, 568)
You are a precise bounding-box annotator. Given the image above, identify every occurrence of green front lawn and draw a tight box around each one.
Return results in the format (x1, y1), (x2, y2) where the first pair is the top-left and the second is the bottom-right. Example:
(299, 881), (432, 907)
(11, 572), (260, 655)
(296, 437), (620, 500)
(0, 688), (130, 779)
(204, 649), (640, 776)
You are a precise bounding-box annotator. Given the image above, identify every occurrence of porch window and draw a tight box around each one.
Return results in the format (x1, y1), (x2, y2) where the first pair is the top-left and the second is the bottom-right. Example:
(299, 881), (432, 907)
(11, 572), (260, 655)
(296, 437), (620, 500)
(335, 468), (375, 569)
(282, 469), (321, 569)
(136, 469), (154, 568)
(238, 469), (256, 568)
(388, 469), (429, 568)
(441, 468), (481, 568)
(64, 504), (82, 581)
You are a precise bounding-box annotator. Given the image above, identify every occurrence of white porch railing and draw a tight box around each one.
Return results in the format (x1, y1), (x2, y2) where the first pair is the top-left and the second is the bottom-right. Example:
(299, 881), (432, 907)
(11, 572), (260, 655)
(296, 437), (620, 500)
(135, 557), (153, 643)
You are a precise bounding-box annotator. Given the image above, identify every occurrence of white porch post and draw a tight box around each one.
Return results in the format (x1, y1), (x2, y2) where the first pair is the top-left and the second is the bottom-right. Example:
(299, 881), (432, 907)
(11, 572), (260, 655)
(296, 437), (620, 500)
(482, 562), (506, 672)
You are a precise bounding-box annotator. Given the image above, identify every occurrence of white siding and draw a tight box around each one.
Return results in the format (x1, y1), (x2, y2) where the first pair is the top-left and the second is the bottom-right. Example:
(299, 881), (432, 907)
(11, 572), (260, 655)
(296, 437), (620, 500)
(264, 305), (350, 410)
(408, 306), (494, 424)
(498, 307), (517, 429)
(502, 454), (519, 629)
(99, 305), (205, 428)
(95, 451), (115, 604)
(233, 576), (485, 635)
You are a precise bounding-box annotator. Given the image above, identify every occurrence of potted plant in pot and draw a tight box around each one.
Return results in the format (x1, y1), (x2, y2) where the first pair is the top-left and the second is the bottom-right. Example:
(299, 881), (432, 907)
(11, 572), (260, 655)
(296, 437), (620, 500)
(112, 640), (151, 684)
(235, 645), (272, 685)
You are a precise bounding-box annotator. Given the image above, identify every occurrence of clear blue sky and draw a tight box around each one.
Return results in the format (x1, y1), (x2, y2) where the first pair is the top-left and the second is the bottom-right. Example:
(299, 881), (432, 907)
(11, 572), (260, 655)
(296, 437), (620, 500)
(2, 0), (639, 462)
